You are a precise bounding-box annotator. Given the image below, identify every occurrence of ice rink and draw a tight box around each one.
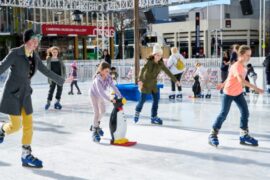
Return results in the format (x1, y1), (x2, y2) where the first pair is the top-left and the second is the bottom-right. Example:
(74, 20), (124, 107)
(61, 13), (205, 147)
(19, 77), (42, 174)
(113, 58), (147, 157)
(0, 82), (270, 180)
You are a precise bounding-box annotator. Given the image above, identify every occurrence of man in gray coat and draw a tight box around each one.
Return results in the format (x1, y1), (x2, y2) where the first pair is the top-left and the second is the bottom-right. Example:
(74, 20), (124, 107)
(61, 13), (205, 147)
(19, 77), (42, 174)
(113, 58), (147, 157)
(0, 29), (65, 168)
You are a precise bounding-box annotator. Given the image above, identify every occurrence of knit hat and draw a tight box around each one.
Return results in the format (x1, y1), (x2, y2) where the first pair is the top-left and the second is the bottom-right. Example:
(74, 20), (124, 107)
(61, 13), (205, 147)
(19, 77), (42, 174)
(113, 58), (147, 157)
(23, 29), (42, 43)
(71, 61), (77, 68)
(152, 43), (163, 55)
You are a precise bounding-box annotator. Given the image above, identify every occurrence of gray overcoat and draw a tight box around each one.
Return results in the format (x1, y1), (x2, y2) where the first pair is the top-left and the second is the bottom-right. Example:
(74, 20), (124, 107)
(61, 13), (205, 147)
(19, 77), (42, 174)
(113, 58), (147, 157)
(0, 45), (65, 115)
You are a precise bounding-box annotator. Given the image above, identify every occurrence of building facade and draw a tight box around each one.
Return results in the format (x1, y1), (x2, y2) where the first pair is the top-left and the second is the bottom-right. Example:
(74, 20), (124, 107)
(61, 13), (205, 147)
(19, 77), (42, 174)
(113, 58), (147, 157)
(152, 0), (270, 58)
(0, 5), (114, 60)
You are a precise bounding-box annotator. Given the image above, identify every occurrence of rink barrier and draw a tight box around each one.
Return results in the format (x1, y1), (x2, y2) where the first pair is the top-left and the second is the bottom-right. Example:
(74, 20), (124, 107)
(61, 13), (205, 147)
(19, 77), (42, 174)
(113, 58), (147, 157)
(116, 83), (164, 101)
(0, 57), (266, 89)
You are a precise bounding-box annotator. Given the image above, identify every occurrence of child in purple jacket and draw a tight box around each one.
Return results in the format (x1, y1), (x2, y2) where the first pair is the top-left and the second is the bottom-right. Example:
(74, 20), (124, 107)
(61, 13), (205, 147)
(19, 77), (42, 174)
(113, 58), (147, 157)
(68, 61), (82, 95)
(89, 61), (122, 142)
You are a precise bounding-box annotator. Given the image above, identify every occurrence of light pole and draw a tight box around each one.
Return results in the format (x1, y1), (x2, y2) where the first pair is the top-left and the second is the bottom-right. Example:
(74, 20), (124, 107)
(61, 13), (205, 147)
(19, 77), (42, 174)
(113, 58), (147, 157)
(211, 29), (222, 58)
(263, 0), (266, 57)
(215, 30), (218, 58)
(259, 0), (262, 57)
(207, 1), (210, 58)
(134, 0), (140, 84)
(220, 4), (223, 61)
(178, 28), (185, 51)
(259, 0), (266, 57)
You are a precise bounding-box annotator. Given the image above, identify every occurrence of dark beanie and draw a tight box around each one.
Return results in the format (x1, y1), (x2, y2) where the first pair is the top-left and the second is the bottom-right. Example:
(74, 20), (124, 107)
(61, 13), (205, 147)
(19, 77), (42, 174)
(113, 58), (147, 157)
(23, 29), (35, 43)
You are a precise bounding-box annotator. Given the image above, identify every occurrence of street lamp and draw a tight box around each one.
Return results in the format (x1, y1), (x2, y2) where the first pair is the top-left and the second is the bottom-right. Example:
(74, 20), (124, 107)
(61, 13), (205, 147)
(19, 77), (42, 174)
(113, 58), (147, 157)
(259, 0), (266, 57)
(178, 28), (185, 50)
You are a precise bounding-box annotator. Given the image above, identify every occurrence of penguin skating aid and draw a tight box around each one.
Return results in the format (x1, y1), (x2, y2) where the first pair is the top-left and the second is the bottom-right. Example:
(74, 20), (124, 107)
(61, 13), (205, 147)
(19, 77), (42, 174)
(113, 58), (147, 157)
(192, 75), (202, 98)
(109, 97), (136, 146)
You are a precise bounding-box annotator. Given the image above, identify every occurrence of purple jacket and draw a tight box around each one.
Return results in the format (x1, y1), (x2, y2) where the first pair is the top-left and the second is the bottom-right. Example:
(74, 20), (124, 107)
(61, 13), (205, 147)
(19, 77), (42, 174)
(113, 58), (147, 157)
(90, 74), (122, 101)
(71, 67), (77, 78)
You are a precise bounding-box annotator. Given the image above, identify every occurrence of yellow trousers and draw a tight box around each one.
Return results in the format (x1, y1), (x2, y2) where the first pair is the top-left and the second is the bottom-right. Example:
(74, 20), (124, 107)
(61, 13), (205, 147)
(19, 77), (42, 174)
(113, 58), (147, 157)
(3, 108), (33, 145)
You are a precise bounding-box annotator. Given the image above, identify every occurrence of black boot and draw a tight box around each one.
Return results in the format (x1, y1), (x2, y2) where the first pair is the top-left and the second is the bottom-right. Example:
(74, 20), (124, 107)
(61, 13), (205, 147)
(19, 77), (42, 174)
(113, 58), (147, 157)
(0, 125), (5, 143)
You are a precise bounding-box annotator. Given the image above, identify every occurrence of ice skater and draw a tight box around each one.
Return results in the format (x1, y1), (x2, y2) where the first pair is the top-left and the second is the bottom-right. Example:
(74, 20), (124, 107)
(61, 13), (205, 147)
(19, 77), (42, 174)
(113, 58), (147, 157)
(263, 54), (270, 93)
(208, 45), (264, 147)
(134, 43), (180, 125)
(45, 46), (66, 110)
(68, 61), (82, 95)
(102, 49), (111, 65)
(230, 44), (239, 64)
(89, 61), (122, 142)
(110, 66), (118, 84)
(0, 29), (65, 168)
(167, 47), (186, 100)
(193, 62), (211, 98)
(220, 51), (230, 94)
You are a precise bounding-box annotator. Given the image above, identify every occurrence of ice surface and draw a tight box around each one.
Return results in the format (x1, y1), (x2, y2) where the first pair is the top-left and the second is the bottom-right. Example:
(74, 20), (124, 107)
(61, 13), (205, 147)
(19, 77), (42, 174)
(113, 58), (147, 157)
(0, 82), (270, 180)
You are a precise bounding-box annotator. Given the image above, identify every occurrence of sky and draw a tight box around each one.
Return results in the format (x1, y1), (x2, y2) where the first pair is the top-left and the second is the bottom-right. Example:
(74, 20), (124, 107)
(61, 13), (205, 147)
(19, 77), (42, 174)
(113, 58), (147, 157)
(169, 0), (231, 11)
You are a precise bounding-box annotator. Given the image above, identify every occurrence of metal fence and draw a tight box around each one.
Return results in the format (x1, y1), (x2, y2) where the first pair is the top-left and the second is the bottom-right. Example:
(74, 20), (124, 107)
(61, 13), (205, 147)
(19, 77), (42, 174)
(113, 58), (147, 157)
(0, 57), (266, 88)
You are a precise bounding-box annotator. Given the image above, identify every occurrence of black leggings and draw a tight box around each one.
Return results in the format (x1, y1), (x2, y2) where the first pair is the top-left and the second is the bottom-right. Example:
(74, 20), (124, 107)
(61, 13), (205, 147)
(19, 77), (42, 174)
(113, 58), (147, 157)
(47, 82), (63, 101)
(70, 80), (81, 93)
(245, 76), (250, 93)
(266, 72), (270, 85)
(171, 73), (183, 91)
(221, 71), (228, 83)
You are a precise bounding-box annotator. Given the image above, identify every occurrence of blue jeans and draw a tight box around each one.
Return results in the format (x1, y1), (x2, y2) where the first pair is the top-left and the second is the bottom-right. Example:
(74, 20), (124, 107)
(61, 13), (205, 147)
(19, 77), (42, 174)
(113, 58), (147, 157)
(212, 93), (249, 130)
(135, 92), (159, 117)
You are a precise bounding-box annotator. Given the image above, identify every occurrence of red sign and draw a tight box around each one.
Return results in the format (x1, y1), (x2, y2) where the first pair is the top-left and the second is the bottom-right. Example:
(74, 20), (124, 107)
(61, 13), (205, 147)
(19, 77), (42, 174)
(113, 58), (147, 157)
(41, 24), (115, 37)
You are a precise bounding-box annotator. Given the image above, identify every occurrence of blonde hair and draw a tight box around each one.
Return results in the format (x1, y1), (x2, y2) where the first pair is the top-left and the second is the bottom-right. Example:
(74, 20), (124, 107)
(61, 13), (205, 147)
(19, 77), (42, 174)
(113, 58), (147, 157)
(171, 47), (178, 55)
(237, 45), (251, 56)
(232, 44), (240, 51)
(46, 46), (60, 59)
(195, 62), (201, 67)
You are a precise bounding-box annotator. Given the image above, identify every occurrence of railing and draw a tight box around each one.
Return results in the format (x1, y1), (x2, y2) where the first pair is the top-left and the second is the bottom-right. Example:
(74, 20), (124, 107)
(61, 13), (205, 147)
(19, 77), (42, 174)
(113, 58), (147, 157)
(0, 57), (266, 88)
(62, 57), (268, 89)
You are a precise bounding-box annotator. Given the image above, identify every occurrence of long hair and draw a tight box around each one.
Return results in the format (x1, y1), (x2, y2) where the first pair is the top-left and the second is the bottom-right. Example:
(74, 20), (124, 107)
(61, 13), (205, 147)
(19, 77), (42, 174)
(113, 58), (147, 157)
(46, 46), (60, 60)
(96, 61), (111, 76)
(147, 55), (154, 61)
(102, 49), (110, 58)
(238, 45), (251, 56)
(146, 54), (165, 65)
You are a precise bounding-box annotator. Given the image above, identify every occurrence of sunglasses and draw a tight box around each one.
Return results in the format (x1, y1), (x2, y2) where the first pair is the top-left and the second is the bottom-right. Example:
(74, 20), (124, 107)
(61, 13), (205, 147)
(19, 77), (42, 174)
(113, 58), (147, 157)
(30, 34), (42, 41)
